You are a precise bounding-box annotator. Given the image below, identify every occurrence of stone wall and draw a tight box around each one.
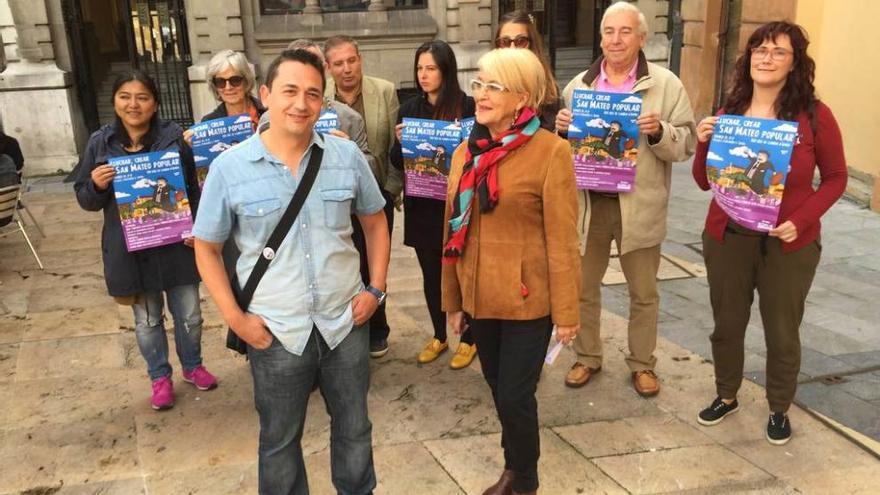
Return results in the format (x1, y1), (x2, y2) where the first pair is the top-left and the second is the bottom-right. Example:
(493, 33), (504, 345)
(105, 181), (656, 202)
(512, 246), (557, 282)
(0, 0), (85, 176)
(679, 0), (722, 119)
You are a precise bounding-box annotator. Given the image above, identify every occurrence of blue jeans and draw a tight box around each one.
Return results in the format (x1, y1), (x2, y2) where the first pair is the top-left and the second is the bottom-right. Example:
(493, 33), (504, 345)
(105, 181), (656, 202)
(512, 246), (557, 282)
(249, 325), (375, 495)
(132, 284), (204, 380)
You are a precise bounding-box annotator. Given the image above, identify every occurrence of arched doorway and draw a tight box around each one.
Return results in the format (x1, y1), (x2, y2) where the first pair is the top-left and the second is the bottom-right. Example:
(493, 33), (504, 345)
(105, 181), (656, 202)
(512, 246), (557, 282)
(62, 0), (195, 132)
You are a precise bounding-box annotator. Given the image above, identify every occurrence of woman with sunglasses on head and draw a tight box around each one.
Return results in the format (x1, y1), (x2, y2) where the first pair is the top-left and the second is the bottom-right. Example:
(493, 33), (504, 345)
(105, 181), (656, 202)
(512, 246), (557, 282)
(443, 48), (580, 495)
(692, 21), (847, 445)
(391, 40), (477, 369)
(75, 71), (216, 412)
(494, 10), (560, 131)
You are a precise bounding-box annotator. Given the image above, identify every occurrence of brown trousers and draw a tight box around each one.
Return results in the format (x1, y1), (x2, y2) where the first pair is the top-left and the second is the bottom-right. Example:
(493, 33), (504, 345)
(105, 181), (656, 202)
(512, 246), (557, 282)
(702, 225), (820, 412)
(573, 193), (660, 372)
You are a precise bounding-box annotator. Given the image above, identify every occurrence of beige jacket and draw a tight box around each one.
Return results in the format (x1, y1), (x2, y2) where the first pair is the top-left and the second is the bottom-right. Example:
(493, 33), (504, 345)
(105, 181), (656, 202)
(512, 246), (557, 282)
(326, 75), (402, 197)
(561, 52), (696, 255)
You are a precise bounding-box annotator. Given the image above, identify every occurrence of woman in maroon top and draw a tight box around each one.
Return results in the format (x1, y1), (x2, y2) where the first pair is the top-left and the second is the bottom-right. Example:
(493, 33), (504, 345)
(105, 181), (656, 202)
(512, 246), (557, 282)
(691, 22), (847, 445)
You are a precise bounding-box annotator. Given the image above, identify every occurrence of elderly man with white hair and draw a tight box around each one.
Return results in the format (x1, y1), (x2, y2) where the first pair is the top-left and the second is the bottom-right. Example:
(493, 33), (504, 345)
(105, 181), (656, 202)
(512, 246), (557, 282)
(555, 1), (696, 396)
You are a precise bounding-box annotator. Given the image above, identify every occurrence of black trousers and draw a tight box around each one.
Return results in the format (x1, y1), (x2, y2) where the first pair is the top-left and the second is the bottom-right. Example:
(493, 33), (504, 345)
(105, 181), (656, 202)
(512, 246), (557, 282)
(469, 315), (552, 493)
(414, 247), (473, 345)
(351, 190), (395, 343)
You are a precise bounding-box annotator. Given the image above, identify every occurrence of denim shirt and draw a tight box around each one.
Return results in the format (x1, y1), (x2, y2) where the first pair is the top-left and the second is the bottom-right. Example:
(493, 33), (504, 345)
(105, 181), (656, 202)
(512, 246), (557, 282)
(193, 130), (386, 355)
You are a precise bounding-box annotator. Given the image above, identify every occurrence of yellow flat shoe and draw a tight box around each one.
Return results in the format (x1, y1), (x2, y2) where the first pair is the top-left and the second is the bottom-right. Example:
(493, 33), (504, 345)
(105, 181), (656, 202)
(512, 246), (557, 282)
(417, 338), (448, 364)
(449, 342), (477, 370)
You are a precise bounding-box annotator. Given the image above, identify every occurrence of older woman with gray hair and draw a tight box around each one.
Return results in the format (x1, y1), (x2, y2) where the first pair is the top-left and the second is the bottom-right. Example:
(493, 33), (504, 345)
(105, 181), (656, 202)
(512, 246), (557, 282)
(442, 47), (580, 495)
(184, 49), (264, 145)
(202, 49), (263, 124)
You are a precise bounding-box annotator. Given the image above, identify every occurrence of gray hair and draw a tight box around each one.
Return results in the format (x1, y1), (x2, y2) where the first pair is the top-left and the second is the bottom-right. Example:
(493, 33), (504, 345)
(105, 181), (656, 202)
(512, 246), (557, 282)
(286, 39), (325, 63)
(205, 49), (256, 101)
(601, 1), (649, 36)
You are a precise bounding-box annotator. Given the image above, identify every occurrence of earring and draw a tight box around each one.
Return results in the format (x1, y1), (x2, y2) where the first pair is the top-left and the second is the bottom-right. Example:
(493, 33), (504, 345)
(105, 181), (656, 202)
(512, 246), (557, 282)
(511, 109), (520, 128)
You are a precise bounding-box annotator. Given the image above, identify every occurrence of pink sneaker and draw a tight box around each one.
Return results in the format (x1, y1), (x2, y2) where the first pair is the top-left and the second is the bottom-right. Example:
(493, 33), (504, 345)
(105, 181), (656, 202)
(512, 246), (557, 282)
(182, 365), (218, 391)
(151, 376), (175, 410)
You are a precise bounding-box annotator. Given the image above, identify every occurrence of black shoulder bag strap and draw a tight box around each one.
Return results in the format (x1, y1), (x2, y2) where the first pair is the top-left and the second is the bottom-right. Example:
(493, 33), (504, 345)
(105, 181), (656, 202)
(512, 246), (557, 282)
(226, 144), (325, 354)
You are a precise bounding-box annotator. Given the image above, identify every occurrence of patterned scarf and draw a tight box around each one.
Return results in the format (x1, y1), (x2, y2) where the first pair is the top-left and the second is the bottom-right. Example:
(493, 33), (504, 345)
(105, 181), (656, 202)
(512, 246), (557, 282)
(443, 107), (541, 263)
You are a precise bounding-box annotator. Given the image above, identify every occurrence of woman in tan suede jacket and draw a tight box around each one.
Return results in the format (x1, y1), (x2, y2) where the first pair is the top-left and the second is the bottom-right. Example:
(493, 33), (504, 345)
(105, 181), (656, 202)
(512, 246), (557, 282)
(441, 48), (580, 495)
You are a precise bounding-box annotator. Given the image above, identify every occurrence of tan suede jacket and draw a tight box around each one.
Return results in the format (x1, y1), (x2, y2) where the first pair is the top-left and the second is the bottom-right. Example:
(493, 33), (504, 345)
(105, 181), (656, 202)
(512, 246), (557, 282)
(441, 129), (581, 326)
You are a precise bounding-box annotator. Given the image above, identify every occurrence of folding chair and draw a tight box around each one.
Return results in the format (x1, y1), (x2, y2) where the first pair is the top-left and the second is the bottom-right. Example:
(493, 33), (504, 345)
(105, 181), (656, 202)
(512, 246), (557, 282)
(0, 181), (44, 270)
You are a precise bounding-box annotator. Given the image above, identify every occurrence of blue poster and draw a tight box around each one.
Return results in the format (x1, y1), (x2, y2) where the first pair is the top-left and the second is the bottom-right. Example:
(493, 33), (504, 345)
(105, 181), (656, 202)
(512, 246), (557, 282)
(109, 150), (193, 252)
(401, 118), (462, 201)
(569, 89), (641, 192)
(706, 115), (798, 232)
(314, 108), (339, 134)
(191, 114), (253, 188)
(459, 117), (476, 142)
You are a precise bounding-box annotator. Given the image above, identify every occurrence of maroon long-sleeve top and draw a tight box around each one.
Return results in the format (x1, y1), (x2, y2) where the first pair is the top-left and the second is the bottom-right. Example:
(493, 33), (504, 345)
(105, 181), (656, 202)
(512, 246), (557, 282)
(692, 101), (848, 253)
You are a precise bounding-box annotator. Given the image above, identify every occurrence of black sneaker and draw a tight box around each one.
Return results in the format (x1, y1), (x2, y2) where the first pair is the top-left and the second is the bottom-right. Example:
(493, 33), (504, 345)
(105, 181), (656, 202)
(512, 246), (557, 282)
(766, 412), (792, 445)
(697, 397), (740, 426)
(369, 338), (389, 358)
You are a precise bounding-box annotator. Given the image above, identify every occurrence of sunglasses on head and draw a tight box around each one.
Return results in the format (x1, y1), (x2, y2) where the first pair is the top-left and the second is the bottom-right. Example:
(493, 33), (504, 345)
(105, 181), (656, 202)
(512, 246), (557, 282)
(495, 35), (530, 49)
(212, 76), (245, 89)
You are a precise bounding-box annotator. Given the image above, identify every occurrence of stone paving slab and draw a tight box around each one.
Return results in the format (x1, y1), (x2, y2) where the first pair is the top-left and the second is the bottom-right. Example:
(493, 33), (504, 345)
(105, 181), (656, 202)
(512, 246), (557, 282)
(0, 180), (877, 494)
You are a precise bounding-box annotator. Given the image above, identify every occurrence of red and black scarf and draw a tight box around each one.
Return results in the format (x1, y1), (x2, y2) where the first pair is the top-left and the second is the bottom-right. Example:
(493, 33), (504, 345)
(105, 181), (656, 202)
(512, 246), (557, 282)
(443, 107), (541, 263)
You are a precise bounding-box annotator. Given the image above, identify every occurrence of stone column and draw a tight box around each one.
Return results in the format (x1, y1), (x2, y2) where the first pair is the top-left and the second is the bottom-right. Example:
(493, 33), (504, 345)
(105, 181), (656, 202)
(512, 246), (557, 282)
(0, 0), (82, 176)
(367, 0), (388, 12)
(302, 0), (322, 14)
(7, 0), (44, 62)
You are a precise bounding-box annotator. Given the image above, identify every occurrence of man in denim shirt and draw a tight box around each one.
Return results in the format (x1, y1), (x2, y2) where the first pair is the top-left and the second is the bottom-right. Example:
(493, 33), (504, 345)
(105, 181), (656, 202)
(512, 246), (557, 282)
(193, 49), (390, 495)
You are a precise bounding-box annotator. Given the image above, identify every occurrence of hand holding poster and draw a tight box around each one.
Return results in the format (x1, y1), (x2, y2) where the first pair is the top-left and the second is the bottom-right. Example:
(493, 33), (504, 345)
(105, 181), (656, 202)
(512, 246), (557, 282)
(314, 108), (339, 134)
(191, 114), (253, 188)
(401, 118), (462, 201)
(568, 89), (641, 192)
(705, 115), (798, 232)
(109, 150), (194, 252)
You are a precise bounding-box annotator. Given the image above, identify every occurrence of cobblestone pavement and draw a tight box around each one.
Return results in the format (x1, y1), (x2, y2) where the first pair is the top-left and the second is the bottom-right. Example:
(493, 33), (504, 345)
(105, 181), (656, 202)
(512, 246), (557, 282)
(0, 177), (876, 494)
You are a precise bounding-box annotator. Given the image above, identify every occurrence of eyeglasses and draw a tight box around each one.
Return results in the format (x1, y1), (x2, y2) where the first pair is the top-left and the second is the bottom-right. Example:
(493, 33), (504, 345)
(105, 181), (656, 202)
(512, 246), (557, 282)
(212, 76), (245, 89)
(469, 79), (508, 95)
(751, 47), (793, 61)
(495, 35), (530, 49)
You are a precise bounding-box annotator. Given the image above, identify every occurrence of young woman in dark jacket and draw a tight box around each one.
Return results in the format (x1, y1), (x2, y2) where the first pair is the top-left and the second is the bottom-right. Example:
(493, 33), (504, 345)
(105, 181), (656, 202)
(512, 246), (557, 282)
(391, 40), (477, 369)
(75, 71), (217, 411)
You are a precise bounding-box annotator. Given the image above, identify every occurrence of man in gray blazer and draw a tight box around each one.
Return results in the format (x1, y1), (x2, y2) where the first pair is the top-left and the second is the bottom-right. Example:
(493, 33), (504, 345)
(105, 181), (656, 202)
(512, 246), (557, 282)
(324, 35), (399, 358)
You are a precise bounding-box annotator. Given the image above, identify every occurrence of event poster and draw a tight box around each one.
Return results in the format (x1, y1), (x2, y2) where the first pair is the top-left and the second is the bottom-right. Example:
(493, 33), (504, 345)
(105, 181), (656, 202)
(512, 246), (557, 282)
(459, 117), (476, 142)
(109, 150), (193, 252)
(401, 118), (462, 200)
(314, 108), (339, 134)
(568, 89), (641, 192)
(705, 115), (798, 232)
(191, 114), (252, 188)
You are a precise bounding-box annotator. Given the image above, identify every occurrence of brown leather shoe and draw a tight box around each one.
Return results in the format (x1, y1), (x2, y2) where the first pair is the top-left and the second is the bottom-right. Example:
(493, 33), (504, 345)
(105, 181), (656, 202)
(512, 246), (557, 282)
(564, 362), (601, 388)
(482, 469), (514, 495)
(632, 370), (660, 397)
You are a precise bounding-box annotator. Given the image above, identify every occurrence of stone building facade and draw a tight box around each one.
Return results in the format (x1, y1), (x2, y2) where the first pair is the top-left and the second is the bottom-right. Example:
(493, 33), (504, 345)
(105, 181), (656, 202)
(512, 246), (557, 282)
(1, 0), (675, 177)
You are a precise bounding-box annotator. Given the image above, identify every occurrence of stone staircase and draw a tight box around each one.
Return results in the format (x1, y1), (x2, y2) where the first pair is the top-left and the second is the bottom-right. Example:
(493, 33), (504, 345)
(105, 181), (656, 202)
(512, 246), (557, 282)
(554, 45), (592, 87)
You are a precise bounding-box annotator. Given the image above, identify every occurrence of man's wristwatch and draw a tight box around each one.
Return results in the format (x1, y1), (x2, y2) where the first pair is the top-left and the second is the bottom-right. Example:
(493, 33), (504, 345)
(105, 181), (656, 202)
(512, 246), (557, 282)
(365, 285), (387, 305)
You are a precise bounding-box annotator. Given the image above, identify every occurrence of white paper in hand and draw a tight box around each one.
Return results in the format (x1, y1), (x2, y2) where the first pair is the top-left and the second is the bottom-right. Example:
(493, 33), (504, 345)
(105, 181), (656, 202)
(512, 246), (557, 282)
(545, 325), (564, 365)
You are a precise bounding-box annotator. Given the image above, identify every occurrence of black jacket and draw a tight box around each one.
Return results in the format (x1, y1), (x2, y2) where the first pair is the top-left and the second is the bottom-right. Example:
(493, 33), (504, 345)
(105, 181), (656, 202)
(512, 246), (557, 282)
(74, 119), (201, 296)
(201, 95), (266, 123)
(391, 92), (475, 250)
(0, 132), (23, 172)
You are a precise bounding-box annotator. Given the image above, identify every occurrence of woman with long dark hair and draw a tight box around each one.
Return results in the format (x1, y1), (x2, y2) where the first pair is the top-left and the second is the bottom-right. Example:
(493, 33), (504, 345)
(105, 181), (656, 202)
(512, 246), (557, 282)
(494, 10), (560, 131)
(75, 71), (216, 411)
(391, 40), (477, 369)
(692, 22), (847, 445)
